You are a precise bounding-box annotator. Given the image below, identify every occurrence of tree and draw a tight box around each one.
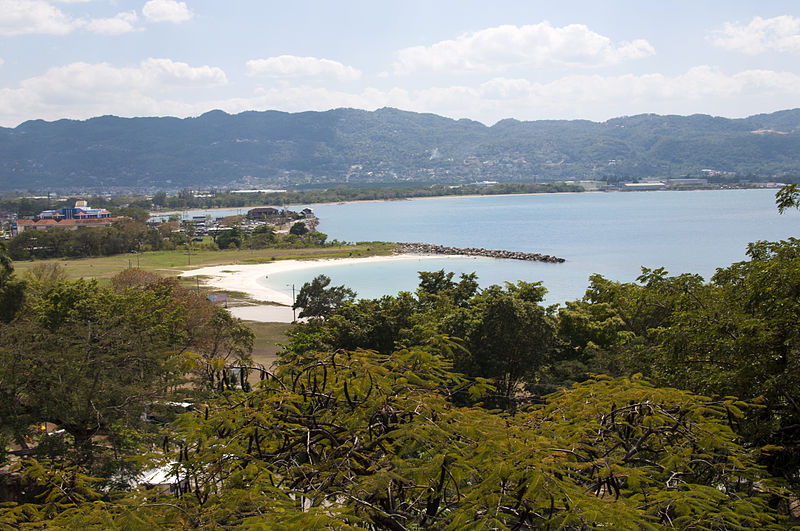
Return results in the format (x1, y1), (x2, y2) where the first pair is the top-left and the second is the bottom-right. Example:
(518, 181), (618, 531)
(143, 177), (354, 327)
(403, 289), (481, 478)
(215, 226), (242, 249)
(15, 353), (783, 529)
(439, 281), (557, 408)
(560, 246), (800, 496)
(293, 274), (356, 318)
(248, 224), (276, 249)
(776, 183), (800, 214)
(0, 241), (24, 322)
(289, 221), (308, 236)
(152, 191), (168, 208)
(304, 230), (327, 245)
(417, 269), (478, 307)
(111, 205), (149, 222)
(190, 307), (255, 390)
(0, 279), (193, 465)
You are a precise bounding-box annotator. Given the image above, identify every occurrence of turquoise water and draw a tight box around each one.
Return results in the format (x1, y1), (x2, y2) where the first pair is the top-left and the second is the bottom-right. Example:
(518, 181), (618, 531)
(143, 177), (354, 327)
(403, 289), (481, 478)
(257, 189), (800, 305)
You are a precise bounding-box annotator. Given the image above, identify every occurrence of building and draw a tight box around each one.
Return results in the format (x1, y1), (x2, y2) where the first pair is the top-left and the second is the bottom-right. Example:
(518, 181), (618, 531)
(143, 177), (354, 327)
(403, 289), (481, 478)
(38, 200), (112, 220)
(11, 201), (120, 236)
(247, 207), (281, 220)
(667, 178), (708, 187)
(622, 182), (666, 191)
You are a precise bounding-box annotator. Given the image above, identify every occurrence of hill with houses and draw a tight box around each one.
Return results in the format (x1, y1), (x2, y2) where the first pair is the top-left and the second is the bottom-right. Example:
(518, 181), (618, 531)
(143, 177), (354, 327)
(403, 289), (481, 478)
(1, 107), (800, 193)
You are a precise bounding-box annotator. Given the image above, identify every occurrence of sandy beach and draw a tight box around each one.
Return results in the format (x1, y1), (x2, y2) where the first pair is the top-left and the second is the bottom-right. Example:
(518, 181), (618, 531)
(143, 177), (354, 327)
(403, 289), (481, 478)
(180, 254), (444, 322)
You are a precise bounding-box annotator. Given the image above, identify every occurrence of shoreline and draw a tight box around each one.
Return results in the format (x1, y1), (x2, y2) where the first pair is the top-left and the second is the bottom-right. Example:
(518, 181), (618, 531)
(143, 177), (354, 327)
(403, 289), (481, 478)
(150, 190), (594, 218)
(149, 188), (762, 219)
(180, 254), (447, 307)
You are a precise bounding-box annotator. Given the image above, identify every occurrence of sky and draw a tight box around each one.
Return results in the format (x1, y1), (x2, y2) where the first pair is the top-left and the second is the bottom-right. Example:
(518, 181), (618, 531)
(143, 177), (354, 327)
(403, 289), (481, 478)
(2, 0), (800, 127)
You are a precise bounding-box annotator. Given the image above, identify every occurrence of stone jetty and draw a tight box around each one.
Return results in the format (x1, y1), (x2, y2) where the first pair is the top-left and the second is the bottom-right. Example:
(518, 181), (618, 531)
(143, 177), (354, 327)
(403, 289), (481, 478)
(396, 242), (565, 263)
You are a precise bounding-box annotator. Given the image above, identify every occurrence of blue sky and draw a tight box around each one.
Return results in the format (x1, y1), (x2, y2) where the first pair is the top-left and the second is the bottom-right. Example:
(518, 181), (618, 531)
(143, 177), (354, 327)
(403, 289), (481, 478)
(2, 0), (800, 126)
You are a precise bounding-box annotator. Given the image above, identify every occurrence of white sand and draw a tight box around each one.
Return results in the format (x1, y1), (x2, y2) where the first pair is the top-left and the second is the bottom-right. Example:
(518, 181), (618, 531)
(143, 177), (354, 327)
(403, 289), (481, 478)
(180, 254), (443, 321)
(228, 305), (299, 323)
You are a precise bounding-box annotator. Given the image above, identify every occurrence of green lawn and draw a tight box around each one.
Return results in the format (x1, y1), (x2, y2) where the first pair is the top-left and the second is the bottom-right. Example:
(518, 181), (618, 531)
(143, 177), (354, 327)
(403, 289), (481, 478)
(245, 321), (292, 369)
(11, 242), (398, 284)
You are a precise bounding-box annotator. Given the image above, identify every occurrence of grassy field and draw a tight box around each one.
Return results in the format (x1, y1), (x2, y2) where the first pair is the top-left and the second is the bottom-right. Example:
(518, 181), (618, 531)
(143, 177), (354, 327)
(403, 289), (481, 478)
(246, 321), (291, 368)
(12, 242), (398, 284)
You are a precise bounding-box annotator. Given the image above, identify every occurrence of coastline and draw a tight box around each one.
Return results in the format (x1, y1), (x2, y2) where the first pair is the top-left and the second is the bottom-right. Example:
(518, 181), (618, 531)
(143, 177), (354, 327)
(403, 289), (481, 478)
(147, 187), (762, 219)
(150, 190), (595, 218)
(180, 254), (447, 318)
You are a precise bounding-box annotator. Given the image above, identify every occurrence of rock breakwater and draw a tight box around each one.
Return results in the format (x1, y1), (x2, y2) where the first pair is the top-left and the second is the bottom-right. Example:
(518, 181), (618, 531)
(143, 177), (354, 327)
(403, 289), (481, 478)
(397, 242), (565, 263)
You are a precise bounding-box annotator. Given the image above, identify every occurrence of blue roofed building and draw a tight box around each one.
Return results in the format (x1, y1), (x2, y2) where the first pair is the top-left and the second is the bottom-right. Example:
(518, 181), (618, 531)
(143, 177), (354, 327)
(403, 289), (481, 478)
(38, 200), (111, 220)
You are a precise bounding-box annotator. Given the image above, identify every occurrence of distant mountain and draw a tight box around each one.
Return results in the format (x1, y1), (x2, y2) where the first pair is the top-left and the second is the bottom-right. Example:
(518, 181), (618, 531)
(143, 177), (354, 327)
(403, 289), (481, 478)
(2, 107), (800, 193)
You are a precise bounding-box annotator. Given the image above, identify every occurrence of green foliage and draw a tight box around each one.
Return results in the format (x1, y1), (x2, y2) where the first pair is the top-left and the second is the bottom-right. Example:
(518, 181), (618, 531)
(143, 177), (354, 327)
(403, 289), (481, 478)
(440, 281), (557, 408)
(23, 355), (779, 529)
(191, 307), (255, 390)
(0, 278), (189, 462)
(776, 183), (800, 214)
(0, 270), (256, 478)
(248, 224), (276, 249)
(289, 221), (308, 236)
(417, 269), (479, 308)
(559, 241), (800, 497)
(293, 274), (356, 318)
(6, 219), (164, 261)
(0, 240), (24, 323)
(110, 205), (150, 222)
(5, 234), (800, 526)
(215, 226), (243, 250)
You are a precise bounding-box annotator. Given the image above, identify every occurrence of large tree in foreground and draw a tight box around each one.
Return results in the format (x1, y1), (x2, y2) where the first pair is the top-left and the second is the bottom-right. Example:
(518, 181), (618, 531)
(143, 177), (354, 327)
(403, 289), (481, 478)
(2, 349), (785, 528)
(0, 269), (255, 479)
(0, 279), (191, 465)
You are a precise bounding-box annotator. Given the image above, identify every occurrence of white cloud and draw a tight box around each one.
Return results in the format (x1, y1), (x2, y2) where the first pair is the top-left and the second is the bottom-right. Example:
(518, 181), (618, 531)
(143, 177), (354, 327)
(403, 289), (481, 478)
(713, 15), (800, 54)
(85, 10), (138, 35)
(246, 56), (361, 82)
(0, 58), (226, 125)
(142, 0), (192, 23)
(4, 63), (800, 127)
(232, 67), (800, 124)
(140, 58), (227, 85)
(0, 0), (141, 36)
(393, 22), (655, 74)
(0, 0), (83, 36)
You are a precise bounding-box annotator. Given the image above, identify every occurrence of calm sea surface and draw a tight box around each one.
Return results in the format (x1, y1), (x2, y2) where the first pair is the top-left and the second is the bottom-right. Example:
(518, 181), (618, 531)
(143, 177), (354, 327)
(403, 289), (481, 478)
(165, 190), (800, 305)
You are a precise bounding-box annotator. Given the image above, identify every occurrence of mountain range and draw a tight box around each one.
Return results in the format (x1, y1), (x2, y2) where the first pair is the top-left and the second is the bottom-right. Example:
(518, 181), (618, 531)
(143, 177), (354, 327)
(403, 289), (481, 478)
(2, 107), (800, 193)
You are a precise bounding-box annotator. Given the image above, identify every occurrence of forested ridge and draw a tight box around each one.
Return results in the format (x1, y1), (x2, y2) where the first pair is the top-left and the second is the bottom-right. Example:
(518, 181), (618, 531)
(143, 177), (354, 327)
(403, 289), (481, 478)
(2, 200), (800, 527)
(2, 107), (800, 192)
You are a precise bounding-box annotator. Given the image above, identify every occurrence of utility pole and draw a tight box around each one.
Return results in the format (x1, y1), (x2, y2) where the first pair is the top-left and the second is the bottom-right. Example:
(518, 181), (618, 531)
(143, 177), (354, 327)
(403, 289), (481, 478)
(289, 283), (296, 322)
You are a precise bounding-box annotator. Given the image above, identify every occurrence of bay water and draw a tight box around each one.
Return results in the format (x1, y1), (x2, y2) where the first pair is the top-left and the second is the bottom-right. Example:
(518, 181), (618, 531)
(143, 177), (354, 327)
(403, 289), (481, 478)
(164, 190), (800, 305)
